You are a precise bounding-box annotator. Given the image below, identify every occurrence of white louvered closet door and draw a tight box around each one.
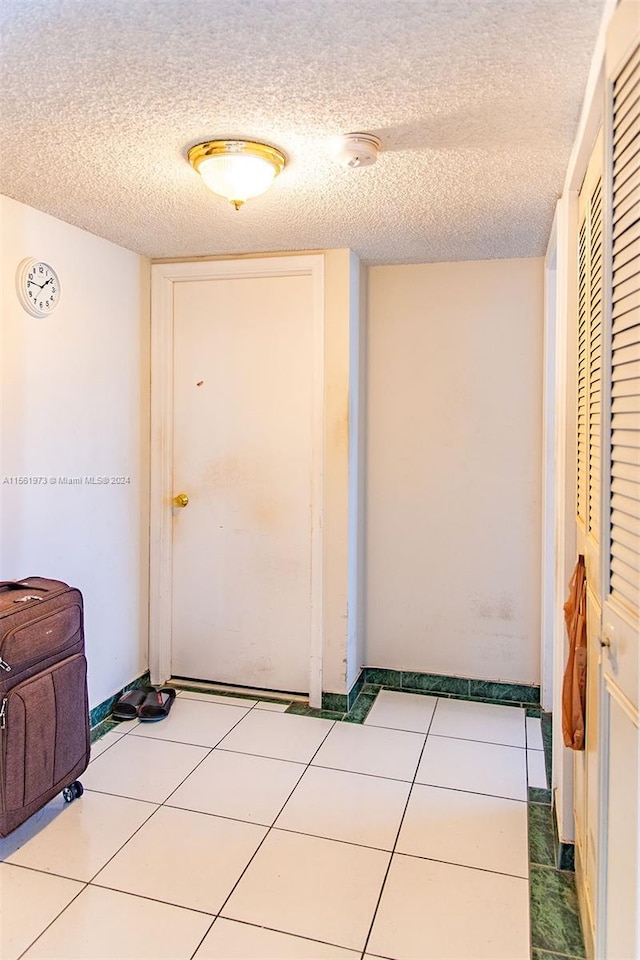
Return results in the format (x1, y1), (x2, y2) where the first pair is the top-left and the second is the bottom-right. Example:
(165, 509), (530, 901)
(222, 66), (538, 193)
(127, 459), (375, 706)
(609, 47), (640, 609)
(572, 129), (603, 931)
(598, 4), (639, 957)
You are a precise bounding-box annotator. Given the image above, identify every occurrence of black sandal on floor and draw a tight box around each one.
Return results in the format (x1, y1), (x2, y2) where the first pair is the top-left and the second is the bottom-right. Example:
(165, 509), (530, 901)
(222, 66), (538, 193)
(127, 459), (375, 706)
(138, 687), (177, 722)
(112, 685), (156, 720)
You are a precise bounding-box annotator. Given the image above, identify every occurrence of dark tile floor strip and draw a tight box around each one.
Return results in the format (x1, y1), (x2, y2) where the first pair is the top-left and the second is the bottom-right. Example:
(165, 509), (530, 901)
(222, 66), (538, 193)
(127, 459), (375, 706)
(530, 866), (586, 958)
(286, 702), (345, 721)
(528, 802), (556, 868)
(532, 951), (585, 960)
(529, 712), (585, 959)
(89, 718), (120, 743)
(362, 667), (541, 705)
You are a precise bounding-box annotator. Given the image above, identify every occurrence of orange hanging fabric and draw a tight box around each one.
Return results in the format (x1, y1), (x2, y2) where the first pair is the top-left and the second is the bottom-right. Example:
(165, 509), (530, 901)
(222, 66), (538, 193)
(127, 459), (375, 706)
(562, 555), (588, 750)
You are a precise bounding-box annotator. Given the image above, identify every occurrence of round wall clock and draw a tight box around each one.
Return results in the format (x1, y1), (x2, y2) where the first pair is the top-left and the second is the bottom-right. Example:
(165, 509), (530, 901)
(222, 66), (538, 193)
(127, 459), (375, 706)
(16, 258), (61, 317)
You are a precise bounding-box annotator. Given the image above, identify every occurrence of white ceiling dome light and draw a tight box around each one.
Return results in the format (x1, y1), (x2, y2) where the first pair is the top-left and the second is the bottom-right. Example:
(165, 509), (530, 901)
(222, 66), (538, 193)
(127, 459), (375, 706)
(188, 140), (286, 210)
(334, 133), (381, 169)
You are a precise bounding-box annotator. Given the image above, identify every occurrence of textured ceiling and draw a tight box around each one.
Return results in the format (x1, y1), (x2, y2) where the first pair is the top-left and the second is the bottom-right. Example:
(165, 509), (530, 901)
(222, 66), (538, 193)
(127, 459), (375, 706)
(0, 0), (603, 264)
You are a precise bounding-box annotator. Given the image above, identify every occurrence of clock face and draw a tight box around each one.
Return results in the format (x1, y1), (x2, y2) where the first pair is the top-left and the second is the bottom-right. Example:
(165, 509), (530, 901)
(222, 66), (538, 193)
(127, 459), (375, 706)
(16, 259), (61, 317)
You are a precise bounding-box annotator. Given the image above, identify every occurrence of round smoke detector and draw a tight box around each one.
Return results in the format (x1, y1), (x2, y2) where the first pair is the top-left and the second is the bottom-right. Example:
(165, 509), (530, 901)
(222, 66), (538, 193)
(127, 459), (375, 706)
(335, 133), (381, 169)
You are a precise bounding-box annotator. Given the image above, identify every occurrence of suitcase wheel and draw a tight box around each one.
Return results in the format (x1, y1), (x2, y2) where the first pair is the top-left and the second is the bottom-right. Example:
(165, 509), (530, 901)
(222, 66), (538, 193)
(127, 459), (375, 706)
(62, 780), (84, 803)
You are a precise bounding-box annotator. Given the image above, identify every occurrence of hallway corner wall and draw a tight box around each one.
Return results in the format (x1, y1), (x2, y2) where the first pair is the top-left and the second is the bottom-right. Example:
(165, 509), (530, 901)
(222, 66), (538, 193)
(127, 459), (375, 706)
(365, 256), (544, 685)
(0, 194), (151, 709)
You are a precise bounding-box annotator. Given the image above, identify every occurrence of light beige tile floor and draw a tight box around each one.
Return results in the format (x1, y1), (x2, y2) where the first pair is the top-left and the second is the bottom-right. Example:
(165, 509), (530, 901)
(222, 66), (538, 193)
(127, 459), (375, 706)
(0, 689), (534, 960)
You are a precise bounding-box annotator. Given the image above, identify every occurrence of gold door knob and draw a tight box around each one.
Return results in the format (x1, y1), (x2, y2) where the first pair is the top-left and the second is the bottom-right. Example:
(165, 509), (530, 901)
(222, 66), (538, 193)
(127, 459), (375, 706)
(172, 493), (189, 508)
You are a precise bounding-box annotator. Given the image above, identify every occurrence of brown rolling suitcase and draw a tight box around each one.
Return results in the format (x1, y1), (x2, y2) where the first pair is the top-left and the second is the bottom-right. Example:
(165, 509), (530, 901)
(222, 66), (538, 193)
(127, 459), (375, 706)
(0, 577), (90, 837)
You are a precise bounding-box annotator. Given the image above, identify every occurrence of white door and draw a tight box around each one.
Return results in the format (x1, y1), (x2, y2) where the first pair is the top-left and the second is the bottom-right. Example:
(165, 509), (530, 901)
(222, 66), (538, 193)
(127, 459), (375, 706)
(573, 127), (604, 928)
(169, 267), (317, 693)
(598, 6), (639, 956)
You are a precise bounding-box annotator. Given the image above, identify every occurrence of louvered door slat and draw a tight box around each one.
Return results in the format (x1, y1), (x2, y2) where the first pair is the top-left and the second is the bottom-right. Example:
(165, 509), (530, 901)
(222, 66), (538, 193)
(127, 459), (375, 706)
(612, 138), (639, 180)
(612, 341), (640, 364)
(613, 325), (640, 351)
(612, 458), (640, 483)
(614, 163), (640, 203)
(612, 428), (640, 450)
(613, 252), (640, 286)
(612, 475), (640, 500)
(612, 311), (640, 336)
(611, 556), (640, 585)
(613, 275), (640, 304)
(614, 152), (640, 196)
(612, 537), (640, 565)
(612, 227), (640, 261)
(613, 119), (640, 158)
(589, 176), (604, 538)
(610, 43), (640, 612)
(614, 90), (640, 142)
(613, 290), (640, 320)
(610, 575), (640, 607)
(612, 411), (640, 430)
(613, 183), (640, 223)
(612, 392), (640, 413)
(612, 499), (640, 530)
(612, 204), (640, 238)
(578, 216), (588, 523)
(612, 517), (640, 549)
(614, 50), (640, 103)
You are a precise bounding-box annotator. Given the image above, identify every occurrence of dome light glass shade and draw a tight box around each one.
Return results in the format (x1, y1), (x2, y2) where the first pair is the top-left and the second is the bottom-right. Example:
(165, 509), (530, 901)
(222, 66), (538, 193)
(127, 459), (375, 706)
(188, 140), (286, 210)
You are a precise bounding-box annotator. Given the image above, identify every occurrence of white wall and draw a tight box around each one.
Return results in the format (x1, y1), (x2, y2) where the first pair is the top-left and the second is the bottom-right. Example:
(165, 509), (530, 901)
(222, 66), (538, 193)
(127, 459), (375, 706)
(322, 250), (363, 695)
(366, 257), (544, 684)
(346, 253), (365, 691)
(0, 195), (150, 709)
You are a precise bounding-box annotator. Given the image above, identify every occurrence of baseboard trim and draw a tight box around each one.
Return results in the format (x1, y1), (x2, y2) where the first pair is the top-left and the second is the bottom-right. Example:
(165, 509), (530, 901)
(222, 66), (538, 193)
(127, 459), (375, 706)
(553, 802), (576, 871)
(322, 667), (541, 712)
(321, 672), (366, 713)
(98, 667), (540, 729)
(575, 838), (595, 959)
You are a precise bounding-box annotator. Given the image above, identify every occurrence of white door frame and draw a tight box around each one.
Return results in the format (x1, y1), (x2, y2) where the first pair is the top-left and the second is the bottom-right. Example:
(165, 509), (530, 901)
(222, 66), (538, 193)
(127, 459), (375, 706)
(149, 255), (325, 704)
(541, 211), (558, 713)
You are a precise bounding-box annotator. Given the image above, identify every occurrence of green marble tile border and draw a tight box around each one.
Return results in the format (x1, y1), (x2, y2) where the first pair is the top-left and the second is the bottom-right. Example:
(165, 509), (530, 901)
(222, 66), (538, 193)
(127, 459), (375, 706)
(361, 667), (540, 706)
(316, 667), (541, 715)
(315, 667), (541, 728)
(287, 688), (377, 724)
(89, 717), (121, 743)
(527, 704), (585, 959)
(89, 671), (151, 728)
(321, 692), (348, 713)
(527, 709), (553, 803)
(286, 702), (345, 721)
(557, 842), (576, 873)
(348, 671), (365, 709)
(470, 679), (540, 703)
(532, 951), (585, 960)
(364, 667), (403, 687)
(529, 785), (553, 804)
(321, 670), (366, 713)
(529, 865), (586, 958)
(529, 802), (556, 868)
(344, 691), (377, 723)
(541, 711), (553, 785)
(552, 802), (576, 872)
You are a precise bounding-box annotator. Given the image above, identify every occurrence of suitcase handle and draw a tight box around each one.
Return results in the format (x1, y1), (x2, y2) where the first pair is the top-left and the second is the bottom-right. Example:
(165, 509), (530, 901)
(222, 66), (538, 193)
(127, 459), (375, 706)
(0, 581), (49, 592)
